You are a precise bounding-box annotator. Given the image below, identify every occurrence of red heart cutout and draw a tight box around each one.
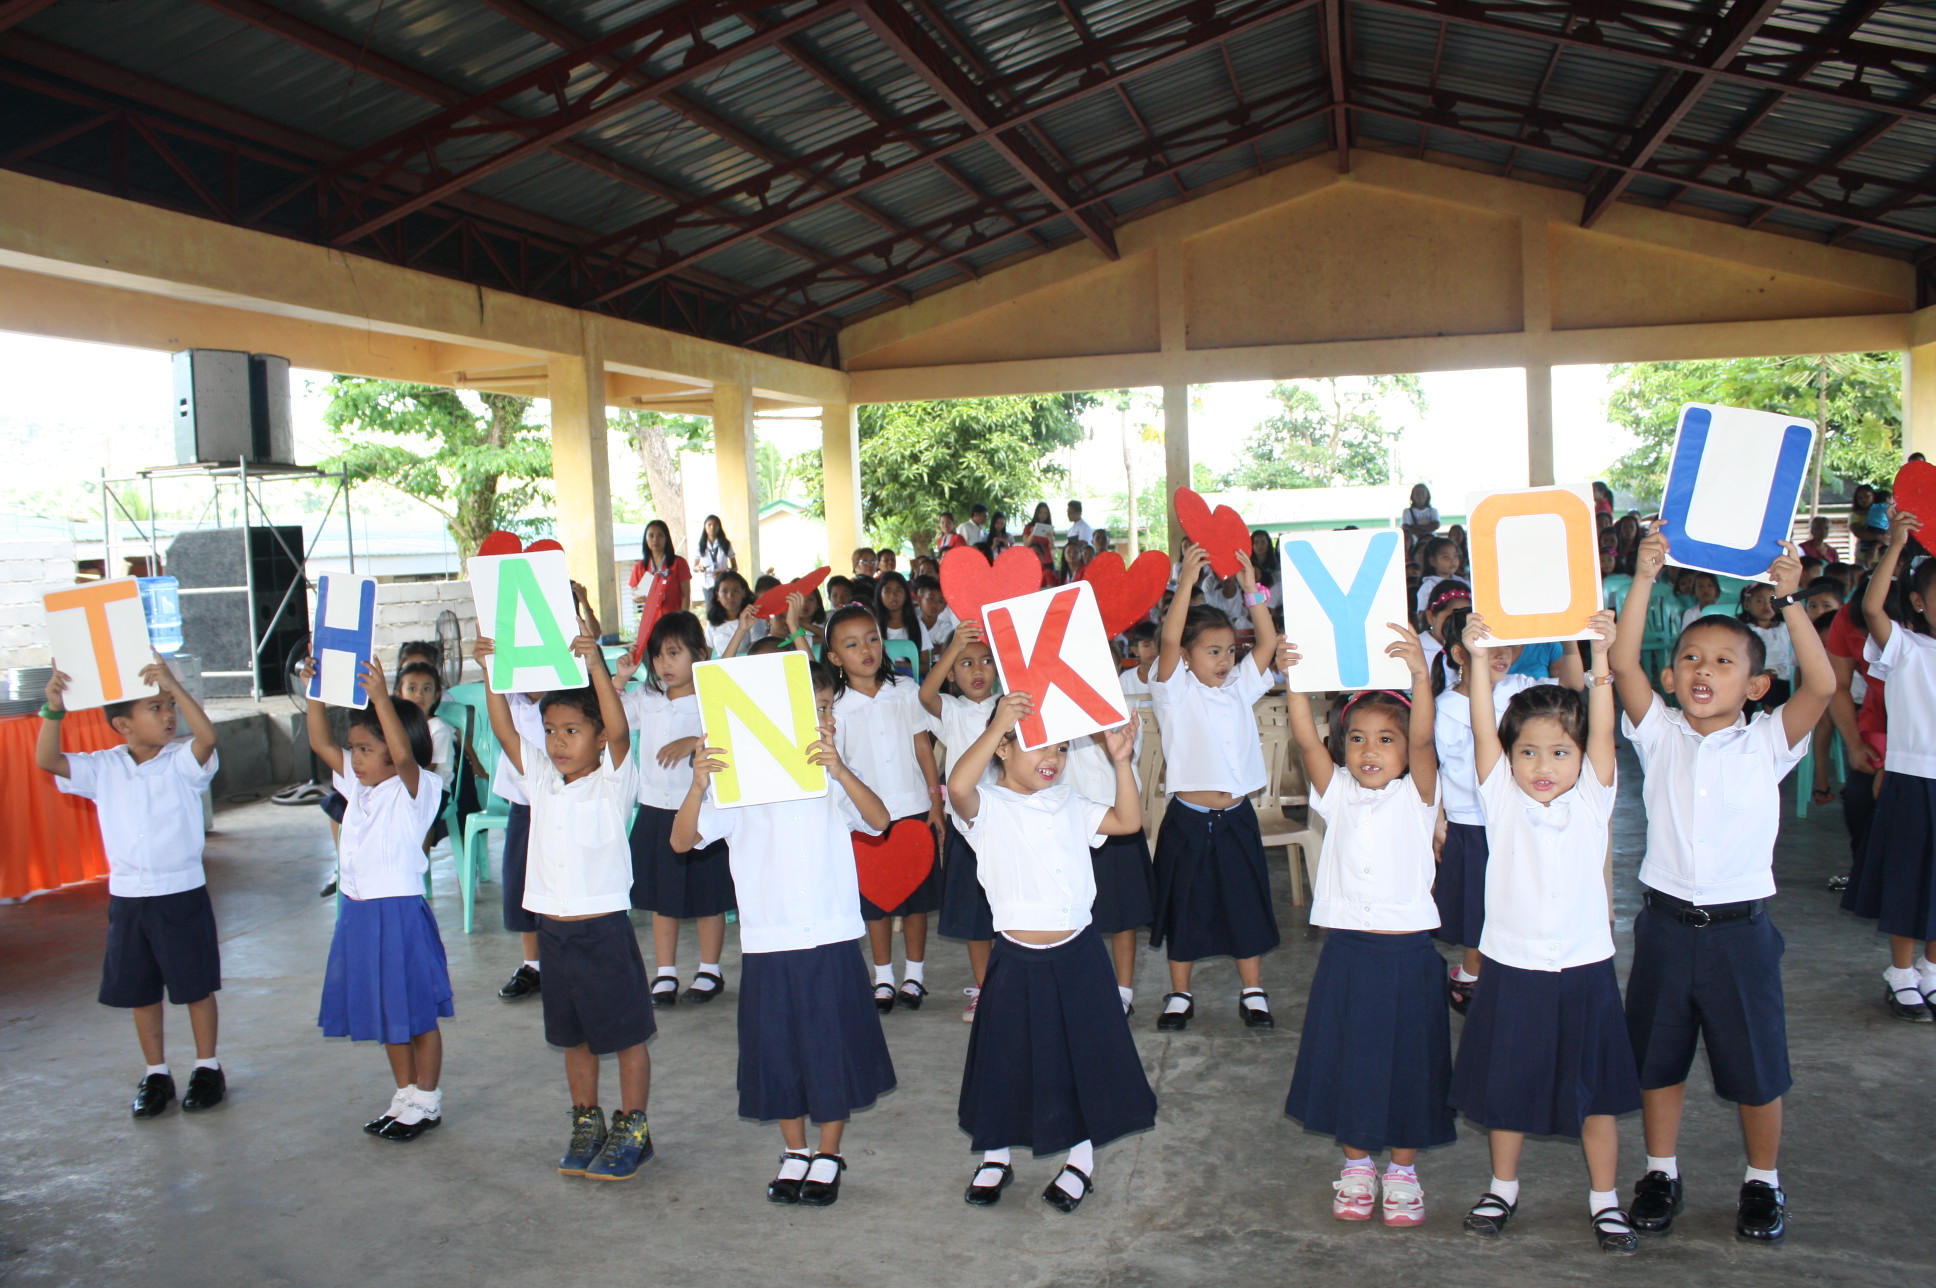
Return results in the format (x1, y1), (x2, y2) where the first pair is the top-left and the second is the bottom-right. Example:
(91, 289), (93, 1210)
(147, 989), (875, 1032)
(753, 566), (831, 620)
(940, 545), (1040, 624)
(478, 530), (524, 557)
(1894, 460), (1936, 533)
(524, 538), (564, 553)
(852, 817), (935, 912)
(1081, 550), (1170, 637)
(1174, 487), (1251, 580)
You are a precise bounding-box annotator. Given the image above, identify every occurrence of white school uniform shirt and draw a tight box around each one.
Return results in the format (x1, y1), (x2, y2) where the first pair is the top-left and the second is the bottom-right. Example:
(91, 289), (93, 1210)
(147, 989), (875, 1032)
(923, 692), (997, 780)
(332, 767), (442, 900)
(1867, 628), (1936, 779)
(428, 714), (457, 790)
(1067, 517), (1095, 546)
(1416, 574), (1447, 616)
(620, 686), (704, 810)
(957, 519), (985, 547)
(960, 783), (1109, 934)
(1476, 760), (1616, 971)
(513, 738), (640, 918)
(919, 607), (959, 653)
(488, 694), (546, 807)
(1749, 622), (1795, 683)
(705, 616), (766, 660)
(1307, 770), (1441, 932)
(1434, 674), (1543, 826)
(694, 779), (879, 954)
(1148, 659), (1272, 795)
(834, 679), (931, 820)
(1202, 576), (1245, 623)
(1401, 505), (1439, 530)
(1621, 693), (1807, 904)
(57, 740), (220, 897)
(1119, 666), (1152, 702)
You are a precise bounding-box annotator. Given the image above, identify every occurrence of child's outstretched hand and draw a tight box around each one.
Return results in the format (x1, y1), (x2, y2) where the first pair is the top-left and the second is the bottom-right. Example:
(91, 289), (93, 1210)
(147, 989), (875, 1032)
(1101, 713), (1139, 763)
(1768, 540), (1803, 597)
(1235, 548), (1258, 594)
(785, 591), (807, 631)
(570, 633), (601, 668)
(358, 656), (388, 703)
(1636, 522), (1670, 580)
(1179, 542), (1209, 585)
(1276, 639), (1302, 671)
(472, 636), (495, 667)
(737, 604), (758, 634)
(656, 735), (699, 770)
(42, 668), (70, 711)
(1888, 506), (1922, 549)
(1586, 609), (1617, 651)
(993, 690), (1035, 734)
(690, 744), (728, 785)
(1386, 622), (1428, 679)
(807, 720), (845, 775)
(1463, 614), (1494, 666)
(613, 653), (641, 688)
(139, 654), (180, 696)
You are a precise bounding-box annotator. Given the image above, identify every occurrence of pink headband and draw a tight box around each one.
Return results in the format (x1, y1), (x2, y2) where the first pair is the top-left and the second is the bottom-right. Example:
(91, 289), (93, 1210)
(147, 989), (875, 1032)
(1340, 689), (1413, 720)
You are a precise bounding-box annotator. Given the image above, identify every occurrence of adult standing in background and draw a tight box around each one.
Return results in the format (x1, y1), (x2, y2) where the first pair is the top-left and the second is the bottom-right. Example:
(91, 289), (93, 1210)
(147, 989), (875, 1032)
(694, 514), (736, 615)
(986, 511), (1012, 553)
(1025, 502), (1057, 547)
(958, 504), (988, 548)
(627, 518), (691, 663)
(1066, 500), (1095, 548)
(1400, 484), (1440, 545)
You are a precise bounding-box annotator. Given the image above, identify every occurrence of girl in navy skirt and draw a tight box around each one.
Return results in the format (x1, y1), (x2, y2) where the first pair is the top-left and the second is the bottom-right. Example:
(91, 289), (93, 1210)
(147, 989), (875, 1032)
(1450, 612), (1644, 1255)
(1065, 702), (1155, 1015)
(827, 604), (944, 1012)
(618, 611), (736, 1006)
(919, 622), (1000, 1020)
(1280, 627), (1448, 1227)
(303, 654), (452, 1142)
(948, 692), (1154, 1213)
(1851, 509), (1936, 1019)
(1147, 542), (1281, 1031)
(672, 661), (897, 1207)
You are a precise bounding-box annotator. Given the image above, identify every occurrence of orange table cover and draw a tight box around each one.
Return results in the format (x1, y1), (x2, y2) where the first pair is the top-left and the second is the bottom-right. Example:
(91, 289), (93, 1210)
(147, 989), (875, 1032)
(0, 710), (121, 899)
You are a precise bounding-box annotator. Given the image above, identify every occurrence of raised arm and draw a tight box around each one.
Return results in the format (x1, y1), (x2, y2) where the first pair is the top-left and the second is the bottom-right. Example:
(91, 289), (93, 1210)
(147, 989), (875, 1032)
(1464, 618), (1503, 784)
(1237, 549), (1279, 675)
(1275, 639), (1333, 797)
(1097, 716), (1143, 836)
(1390, 623), (1437, 804)
(146, 653), (217, 764)
(1549, 640), (1588, 691)
(1776, 540), (1836, 748)
(35, 669), (72, 777)
(360, 657), (421, 798)
(1610, 521), (1666, 726)
(920, 621), (977, 717)
(719, 604), (757, 660)
(1157, 544), (1209, 682)
(473, 636), (522, 776)
(784, 591), (814, 655)
(1583, 609), (1617, 788)
(577, 632), (629, 765)
(1863, 508), (1918, 650)
(948, 691), (1031, 821)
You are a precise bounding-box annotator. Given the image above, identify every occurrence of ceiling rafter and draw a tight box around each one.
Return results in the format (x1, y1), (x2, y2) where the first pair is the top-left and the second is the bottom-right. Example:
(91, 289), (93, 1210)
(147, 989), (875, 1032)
(0, 0), (56, 35)
(1321, 0), (1349, 171)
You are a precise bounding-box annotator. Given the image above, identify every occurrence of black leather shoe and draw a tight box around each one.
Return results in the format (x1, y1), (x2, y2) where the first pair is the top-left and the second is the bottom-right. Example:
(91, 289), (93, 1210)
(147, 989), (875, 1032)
(379, 1110), (441, 1142)
(1155, 992), (1194, 1031)
(798, 1152), (845, 1207)
(1591, 1206), (1640, 1255)
(498, 965), (541, 1000)
(897, 980), (928, 1011)
(651, 977), (680, 1007)
(683, 971), (724, 1003)
(131, 1073), (175, 1119)
(1885, 983), (1933, 1021)
(1239, 990), (1274, 1029)
(181, 1066), (225, 1112)
(1448, 973), (1476, 1015)
(1630, 1170), (1683, 1232)
(1463, 1191), (1516, 1237)
(1041, 1164), (1093, 1214)
(874, 983), (896, 1015)
(964, 1162), (1014, 1206)
(1736, 1180), (1786, 1243)
(767, 1150), (813, 1204)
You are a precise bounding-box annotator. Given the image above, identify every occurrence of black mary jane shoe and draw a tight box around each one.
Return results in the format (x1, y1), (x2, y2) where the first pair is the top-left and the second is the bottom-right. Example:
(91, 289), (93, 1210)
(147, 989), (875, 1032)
(767, 1150), (813, 1205)
(1591, 1206), (1640, 1256)
(1463, 1191), (1517, 1238)
(682, 971), (724, 1004)
(1239, 990), (1274, 1029)
(897, 980), (928, 1011)
(182, 1066), (226, 1112)
(1735, 1180), (1787, 1244)
(964, 1162), (1015, 1207)
(131, 1073), (175, 1119)
(1041, 1165), (1093, 1214)
(497, 964), (541, 1000)
(379, 1111), (442, 1142)
(651, 977), (681, 1008)
(1448, 974), (1476, 1016)
(1630, 1170), (1683, 1233)
(874, 984), (897, 1015)
(798, 1153), (846, 1207)
(1155, 992), (1194, 1032)
(363, 1112), (398, 1136)
(1886, 983), (1933, 1022)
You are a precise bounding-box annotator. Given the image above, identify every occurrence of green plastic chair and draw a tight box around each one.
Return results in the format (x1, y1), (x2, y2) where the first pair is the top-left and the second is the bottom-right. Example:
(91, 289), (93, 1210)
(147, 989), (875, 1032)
(443, 682), (510, 933)
(1640, 589), (1684, 685)
(885, 638), (920, 680)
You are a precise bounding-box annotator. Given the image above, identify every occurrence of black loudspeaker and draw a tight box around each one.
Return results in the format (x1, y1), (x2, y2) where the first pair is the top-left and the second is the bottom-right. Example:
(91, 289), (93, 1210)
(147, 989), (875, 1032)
(172, 349), (295, 465)
(166, 527), (309, 697)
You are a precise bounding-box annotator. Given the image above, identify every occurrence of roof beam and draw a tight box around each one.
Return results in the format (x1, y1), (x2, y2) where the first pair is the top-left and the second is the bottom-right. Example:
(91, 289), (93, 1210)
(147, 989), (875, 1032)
(1579, 0), (1787, 226)
(1321, 0), (1349, 171)
(0, 0), (58, 34)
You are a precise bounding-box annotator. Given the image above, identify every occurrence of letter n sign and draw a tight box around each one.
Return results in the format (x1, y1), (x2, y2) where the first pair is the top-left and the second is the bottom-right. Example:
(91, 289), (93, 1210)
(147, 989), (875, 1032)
(982, 579), (1129, 751)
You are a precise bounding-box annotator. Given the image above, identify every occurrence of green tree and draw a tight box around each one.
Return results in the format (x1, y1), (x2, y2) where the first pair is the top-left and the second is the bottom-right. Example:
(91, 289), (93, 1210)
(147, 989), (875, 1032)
(611, 408), (710, 555)
(1222, 375), (1424, 489)
(798, 393), (1094, 550)
(320, 378), (552, 559)
(1604, 354), (1901, 505)
(757, 439), (796, 507)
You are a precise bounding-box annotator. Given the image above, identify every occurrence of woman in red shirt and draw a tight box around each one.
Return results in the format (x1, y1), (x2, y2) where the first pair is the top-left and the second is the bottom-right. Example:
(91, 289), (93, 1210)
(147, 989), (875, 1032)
(627, 518), (691, 662)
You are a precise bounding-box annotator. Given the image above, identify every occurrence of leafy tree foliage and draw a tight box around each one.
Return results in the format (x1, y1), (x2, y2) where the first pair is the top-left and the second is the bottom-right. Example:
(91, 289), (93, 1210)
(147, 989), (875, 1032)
(1221, 375), (1424, 489)
(611, 408), (710, 556)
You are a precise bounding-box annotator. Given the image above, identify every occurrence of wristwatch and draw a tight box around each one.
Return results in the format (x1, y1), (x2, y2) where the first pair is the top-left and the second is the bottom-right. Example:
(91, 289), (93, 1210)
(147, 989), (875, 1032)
(1771, 592), (1805, 611)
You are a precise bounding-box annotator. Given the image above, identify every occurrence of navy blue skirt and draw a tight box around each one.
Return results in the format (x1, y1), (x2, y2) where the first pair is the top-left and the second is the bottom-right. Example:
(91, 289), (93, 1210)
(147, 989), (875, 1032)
(1285, 930), (1455, 1152)
(1091, 830), (1155, 934)
(958, 926), (1158, 1154)
(1150, 797), (1280, 962)
(1432, 822), (1488, 948)
(937, 819), (994, 941)
(319, 895), (454, 1045)
(738, 940), (897, 1124)
(629, 804), (736, 918)
(1845, 771), (1936, 940)
(1450, 956), (1641, 1138)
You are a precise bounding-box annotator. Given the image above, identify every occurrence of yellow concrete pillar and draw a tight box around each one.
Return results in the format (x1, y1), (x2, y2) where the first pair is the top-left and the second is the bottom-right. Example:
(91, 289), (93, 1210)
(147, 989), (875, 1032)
(820, 401), (863, 569)
(1525, 364), (1555, 487)
(1908, 307), (1936, 461)
(1164, 383), (1190, 553)
(712, 382), (761, 579)
(1521, 217), (1556, 488)
(547, 337), (617, 630)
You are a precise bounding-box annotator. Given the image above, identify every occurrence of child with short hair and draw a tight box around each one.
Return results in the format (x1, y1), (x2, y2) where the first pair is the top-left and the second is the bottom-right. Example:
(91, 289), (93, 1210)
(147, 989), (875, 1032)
(303, 654), (452, 1141)
(670, 661), (896, 1207)
(920, 621), (1001, 1019)
(39, 655), (224, 1117)
(1610, 522), (1834, 1244)
(1119, 620), (1159, 702)
(910, 574), (957, 658)
(479, 627), (655, 1181)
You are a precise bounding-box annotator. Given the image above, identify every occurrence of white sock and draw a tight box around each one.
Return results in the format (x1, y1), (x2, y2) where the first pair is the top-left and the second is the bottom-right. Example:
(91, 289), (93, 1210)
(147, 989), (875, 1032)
(1745, 1166), (1780, 1188)
(384, 1086), (412, 1116)
(904, 959), (925, 985)
(1490, 1176), (1520, 1206)
(1918, 958), (1936, 986)
(1162, 991), (1192, 1014)
(692, 963), (720, 990)
(1452, 965), (1479, 983)
(415, 1086), (442, 1116)
(1342, 1153), (1375, 1172)
(658, 965), (680, 979)
(523, 959), (540, 972)
(806, 1154), (842, 1183)
(1057, 1140), (1095, 1196)
(1118, 985), (1134, 1008)
(1385, 1160), (1417, 1179)
(874, 963), (895, 987)
(392, 1083), (424, 1124)
(194, 1057), (220, 1071)
(145, 1063), (169, 1078)
(777, 1150), (811, 1180)
(1241, 987), (1269, 1011)
(975, 1148), (1011, 1184)
(1645, 1154), (1679, 1179)
(1589, 1188), (1619, 1217)
(1885, 963), (1919, 990)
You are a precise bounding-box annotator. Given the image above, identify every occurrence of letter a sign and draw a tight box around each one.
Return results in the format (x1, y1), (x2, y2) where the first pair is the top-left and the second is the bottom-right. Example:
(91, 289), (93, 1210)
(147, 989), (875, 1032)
(693, 651), (827, 807)
(468, 549), (589, 694)
(982, 579), (1130, 751)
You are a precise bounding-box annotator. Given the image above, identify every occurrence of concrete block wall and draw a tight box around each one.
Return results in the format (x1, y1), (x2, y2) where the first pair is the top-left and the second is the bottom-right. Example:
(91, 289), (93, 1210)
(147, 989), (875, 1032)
(369, 580), (482, 685)
(0, 538), (78, 667)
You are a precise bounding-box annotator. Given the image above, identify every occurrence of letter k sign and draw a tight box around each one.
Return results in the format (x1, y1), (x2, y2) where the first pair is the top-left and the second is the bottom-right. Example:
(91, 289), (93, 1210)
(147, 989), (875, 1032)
(982, 581), (1129, 751)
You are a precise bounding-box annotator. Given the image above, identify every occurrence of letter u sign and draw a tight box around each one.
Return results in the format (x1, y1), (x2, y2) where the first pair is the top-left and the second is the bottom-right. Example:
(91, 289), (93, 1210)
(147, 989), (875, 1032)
(1468, 486), (1601, 645)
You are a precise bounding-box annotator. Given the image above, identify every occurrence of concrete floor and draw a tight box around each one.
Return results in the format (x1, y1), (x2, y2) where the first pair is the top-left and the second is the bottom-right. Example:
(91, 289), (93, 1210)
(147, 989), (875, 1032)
(3, 747), (1932, 1288)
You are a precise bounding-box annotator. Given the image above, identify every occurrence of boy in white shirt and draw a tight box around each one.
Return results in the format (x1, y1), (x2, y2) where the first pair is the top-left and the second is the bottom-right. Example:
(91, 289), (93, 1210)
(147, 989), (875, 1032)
(38, 655), (225, 1117)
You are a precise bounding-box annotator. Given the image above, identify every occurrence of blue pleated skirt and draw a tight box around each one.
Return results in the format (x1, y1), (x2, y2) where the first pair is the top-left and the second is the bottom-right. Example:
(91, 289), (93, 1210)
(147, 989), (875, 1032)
(1150, 797), (1280, 961)
(1845, 771), (1936, 940)
(1285, 930), (1456, 1151)
(738, 940), (897, 1124)
(319, 895), (454, 1045)
(629, 804), (737, 918)
(1090, 830), (1155, 934)
(1432, 822), (1488, 948)
(958, 926), (1157, 1154)
(1449, 955), (1641, 1138)
(937, 819), (994, 941)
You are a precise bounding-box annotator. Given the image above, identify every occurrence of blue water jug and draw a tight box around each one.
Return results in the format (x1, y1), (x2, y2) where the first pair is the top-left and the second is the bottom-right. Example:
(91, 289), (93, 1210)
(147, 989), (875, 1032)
(137, 576), (184, 654)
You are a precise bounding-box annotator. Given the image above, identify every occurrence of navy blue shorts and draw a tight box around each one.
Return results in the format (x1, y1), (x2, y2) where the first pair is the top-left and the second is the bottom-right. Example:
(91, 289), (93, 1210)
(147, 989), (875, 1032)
(100, 886), (222, 1009)
(1625, 898), (1791, 1106)
(537, 911), (656, 1055)
(501, 803), (537, 934)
